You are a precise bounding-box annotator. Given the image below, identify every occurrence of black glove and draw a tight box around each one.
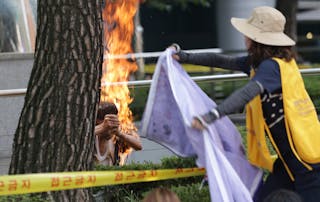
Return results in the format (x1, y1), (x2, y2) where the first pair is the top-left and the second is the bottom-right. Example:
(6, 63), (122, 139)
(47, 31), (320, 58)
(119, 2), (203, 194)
(176, 51), (189, 63)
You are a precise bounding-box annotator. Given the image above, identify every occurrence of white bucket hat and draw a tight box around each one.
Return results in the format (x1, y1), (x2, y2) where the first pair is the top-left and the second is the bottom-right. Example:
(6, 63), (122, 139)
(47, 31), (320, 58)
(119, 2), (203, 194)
(231, 6), (295, 46)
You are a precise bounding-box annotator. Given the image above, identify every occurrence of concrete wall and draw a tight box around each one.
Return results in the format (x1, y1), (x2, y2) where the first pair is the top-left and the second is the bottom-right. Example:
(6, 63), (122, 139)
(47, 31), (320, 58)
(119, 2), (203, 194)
(0, 53), (175, 175)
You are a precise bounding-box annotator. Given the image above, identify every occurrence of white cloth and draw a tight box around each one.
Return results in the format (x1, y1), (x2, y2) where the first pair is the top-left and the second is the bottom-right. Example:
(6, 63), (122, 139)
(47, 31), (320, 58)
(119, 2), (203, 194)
(141, 49), (263, 202)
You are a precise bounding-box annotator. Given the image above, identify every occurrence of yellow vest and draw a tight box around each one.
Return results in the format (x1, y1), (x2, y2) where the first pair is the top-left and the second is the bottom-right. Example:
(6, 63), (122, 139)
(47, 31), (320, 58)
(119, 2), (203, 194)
(246, 58), (320, 180)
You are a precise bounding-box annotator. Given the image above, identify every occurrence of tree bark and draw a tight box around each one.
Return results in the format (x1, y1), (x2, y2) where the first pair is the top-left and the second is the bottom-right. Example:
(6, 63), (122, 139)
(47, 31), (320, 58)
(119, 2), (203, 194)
(9, 0), (104, 201)
(276, 0), (298, 41)
(134, 4), (145, 80)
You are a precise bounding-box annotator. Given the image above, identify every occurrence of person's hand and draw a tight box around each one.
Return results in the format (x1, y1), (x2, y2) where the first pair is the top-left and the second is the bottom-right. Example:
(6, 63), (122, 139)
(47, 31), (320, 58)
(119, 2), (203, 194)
(192, 117), (207, 131)
(101, 114), (120, 138)
(169, 43), (181, 61)
(103, 114), (119, 130)
(172, 54), (180, 61)
(191, 108), (220, 131)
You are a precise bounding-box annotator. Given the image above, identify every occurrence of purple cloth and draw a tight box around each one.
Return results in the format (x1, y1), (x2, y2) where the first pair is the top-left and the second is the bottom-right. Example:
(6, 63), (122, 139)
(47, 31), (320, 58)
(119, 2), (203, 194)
(140, 49), (262, 202)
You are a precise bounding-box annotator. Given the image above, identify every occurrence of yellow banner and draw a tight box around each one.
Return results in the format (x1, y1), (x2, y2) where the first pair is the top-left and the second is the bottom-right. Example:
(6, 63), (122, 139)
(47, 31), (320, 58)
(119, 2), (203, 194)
(0, 168), (205, 196)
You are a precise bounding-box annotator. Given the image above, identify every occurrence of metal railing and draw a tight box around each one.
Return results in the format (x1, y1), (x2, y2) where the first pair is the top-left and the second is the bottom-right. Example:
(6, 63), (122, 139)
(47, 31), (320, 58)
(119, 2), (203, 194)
(1, 68), (320, 96)
(104, 48), (222, 60)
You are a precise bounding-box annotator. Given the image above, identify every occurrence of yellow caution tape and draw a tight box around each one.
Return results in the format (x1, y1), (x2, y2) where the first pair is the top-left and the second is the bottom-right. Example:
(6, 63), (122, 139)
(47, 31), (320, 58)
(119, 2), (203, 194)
(0, 167), (205, 196)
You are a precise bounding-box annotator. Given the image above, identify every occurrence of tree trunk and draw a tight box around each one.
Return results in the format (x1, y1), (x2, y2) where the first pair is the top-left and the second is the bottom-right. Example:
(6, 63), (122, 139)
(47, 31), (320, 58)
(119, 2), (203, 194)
(9, 0), (104, 201)
(276, 0), (298, 41)
(134, 4), (145, 80)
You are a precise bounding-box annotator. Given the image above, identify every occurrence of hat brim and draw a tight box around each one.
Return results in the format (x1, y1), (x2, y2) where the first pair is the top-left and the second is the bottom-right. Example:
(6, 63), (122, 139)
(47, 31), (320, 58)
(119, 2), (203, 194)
(231, 17), (296, 46)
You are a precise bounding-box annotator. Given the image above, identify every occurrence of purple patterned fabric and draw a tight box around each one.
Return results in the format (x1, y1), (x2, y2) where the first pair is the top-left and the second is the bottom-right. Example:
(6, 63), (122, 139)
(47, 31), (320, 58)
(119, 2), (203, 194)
(140, 49), (262, 202)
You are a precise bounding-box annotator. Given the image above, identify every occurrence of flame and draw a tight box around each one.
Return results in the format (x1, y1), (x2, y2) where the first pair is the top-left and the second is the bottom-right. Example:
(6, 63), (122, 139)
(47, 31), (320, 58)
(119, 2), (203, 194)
(101, 2), (138, 137)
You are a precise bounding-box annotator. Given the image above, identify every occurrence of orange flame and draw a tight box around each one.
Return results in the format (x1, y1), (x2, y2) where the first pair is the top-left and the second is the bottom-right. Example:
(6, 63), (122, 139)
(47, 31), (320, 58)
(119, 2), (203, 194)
(101, 0), (138, 136)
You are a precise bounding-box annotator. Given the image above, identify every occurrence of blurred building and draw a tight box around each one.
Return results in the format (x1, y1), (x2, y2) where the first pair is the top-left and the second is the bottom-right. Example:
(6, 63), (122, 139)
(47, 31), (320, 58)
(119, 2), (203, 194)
(0, 0), (36, 53)
(0, 0), (319, 60)
(140, 0), (276, 52)
(297, 0), (320, 62)
(140, 0), (320, 62)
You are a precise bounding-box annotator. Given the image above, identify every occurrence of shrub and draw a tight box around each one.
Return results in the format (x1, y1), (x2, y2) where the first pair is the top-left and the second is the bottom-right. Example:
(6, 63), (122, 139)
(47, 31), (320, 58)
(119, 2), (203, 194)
(172, 182), (210, 202)
(93, 156), (205, 202)
(140, 183), (210, 202)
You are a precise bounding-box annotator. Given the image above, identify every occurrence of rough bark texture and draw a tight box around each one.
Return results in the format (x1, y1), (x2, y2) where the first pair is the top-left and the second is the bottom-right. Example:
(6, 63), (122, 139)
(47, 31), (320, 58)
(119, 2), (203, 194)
(9, 0), (104, 201)
(134, 5), (145, 80)
(276, 0), (298, 41)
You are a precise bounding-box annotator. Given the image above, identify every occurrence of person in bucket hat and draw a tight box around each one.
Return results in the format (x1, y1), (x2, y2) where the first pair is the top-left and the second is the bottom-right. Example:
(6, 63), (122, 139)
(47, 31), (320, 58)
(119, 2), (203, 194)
(231, 6), (295, 46)
(171, 6), (320, 202)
